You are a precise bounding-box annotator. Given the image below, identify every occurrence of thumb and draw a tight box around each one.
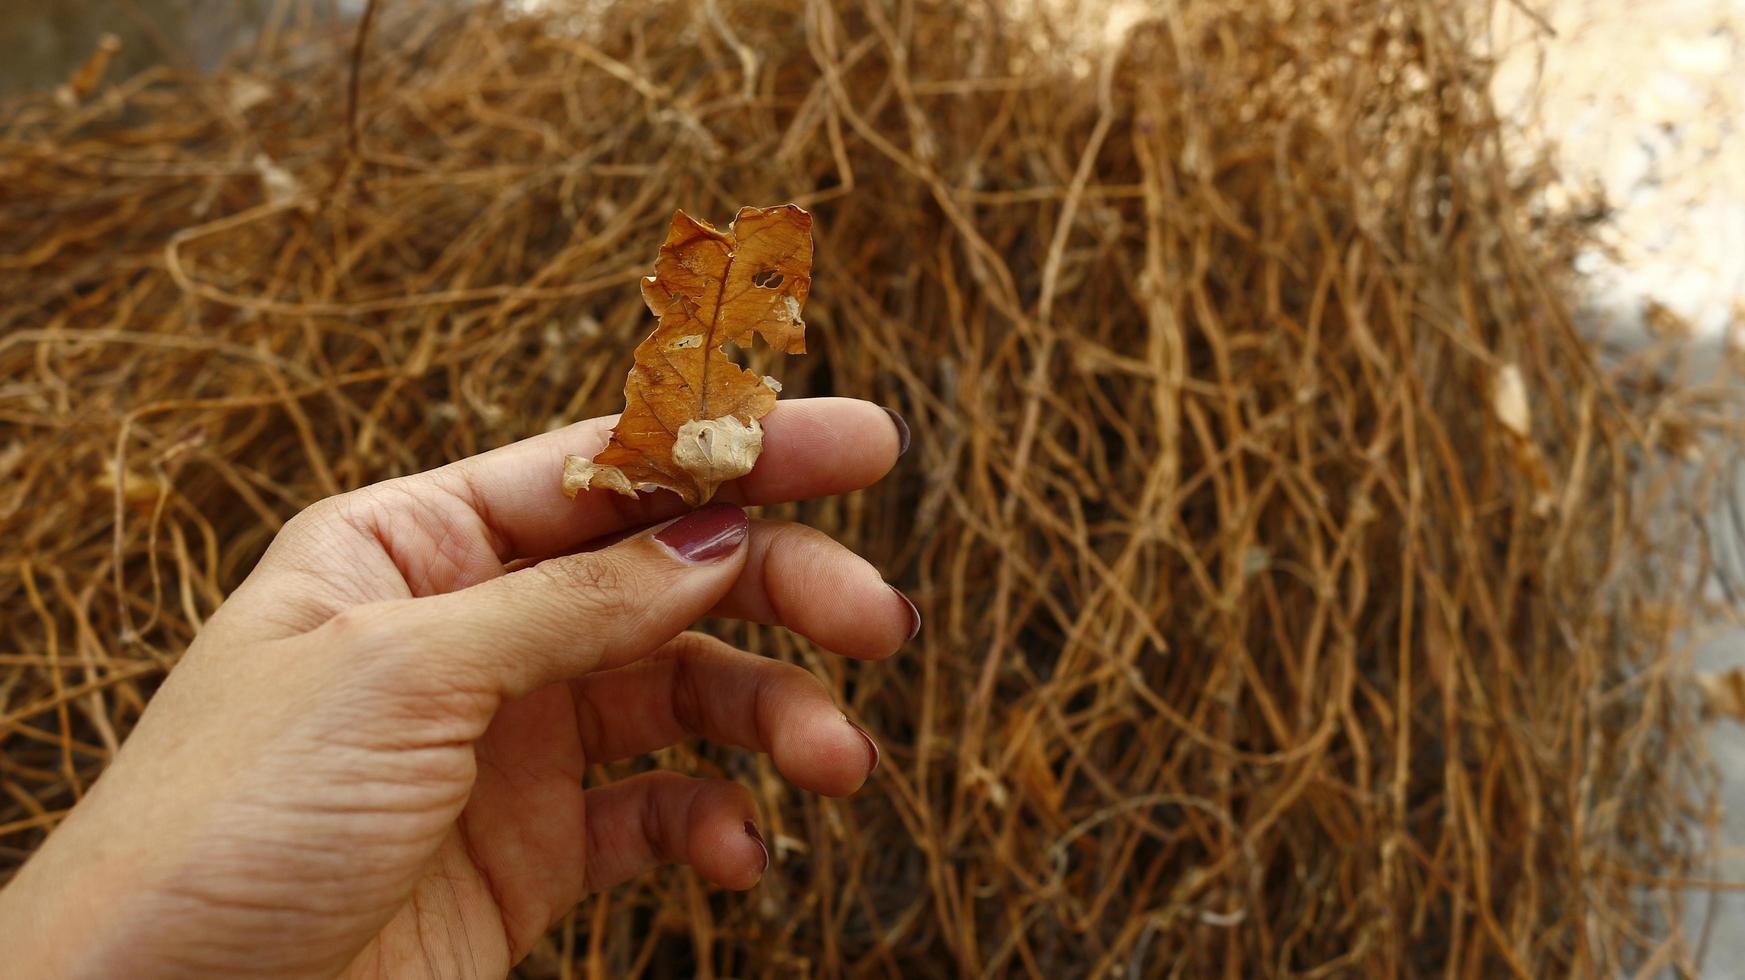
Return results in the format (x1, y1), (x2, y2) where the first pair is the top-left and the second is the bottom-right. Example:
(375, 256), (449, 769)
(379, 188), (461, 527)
(377, 501), (749, 700)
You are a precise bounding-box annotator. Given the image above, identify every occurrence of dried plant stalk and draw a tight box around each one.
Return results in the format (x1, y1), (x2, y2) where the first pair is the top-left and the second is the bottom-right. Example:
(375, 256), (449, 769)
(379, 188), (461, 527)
(1, 0), (1741, 977)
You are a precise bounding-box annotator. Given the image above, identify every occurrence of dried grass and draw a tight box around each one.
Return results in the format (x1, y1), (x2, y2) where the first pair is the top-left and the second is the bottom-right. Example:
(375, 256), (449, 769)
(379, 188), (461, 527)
(2, 0), (1742, 975)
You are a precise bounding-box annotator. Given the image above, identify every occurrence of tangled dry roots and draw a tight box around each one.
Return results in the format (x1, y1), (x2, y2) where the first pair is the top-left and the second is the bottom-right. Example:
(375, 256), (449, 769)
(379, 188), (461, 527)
(2, 0), (1739, 975)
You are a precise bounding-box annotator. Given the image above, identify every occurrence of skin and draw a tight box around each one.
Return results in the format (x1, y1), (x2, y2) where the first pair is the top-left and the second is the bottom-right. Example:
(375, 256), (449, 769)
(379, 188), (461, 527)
(0, 397), (911, 979)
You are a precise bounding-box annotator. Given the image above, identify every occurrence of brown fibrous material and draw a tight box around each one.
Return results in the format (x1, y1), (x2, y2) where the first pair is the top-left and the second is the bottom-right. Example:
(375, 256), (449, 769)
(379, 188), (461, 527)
(2, 0), (1743, 976)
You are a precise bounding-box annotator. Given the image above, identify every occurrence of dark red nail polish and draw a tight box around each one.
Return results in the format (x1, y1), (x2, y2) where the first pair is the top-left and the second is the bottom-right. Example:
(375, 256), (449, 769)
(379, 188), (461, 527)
(744, 821), (769, 873)
(891, 586), (920, 640)
(882, 407), (911, 457)
(844, 715), (880, 774)
(654, 502), (747, 563)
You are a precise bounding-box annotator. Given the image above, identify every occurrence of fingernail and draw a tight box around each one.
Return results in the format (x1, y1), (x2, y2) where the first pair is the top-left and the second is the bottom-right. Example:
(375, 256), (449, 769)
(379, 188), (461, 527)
(654, 502), (747, 563)
(882, 406), (911, 457)
(891, 585), (921, 640)
(844, 715), (880, 774)
(744, 820), (769, 874)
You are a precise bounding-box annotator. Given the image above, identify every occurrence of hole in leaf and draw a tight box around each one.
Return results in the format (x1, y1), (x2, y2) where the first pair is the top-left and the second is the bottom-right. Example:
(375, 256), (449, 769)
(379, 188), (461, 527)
(752, 269), (783, 288)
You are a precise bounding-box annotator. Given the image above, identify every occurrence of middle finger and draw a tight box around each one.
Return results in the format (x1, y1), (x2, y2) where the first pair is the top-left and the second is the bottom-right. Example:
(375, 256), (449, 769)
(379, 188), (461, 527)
(570, 632), (881, 798)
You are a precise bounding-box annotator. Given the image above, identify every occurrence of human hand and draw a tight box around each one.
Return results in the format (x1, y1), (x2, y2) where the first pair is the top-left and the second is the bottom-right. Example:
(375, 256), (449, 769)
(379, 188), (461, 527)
(0, 397), (913, 979)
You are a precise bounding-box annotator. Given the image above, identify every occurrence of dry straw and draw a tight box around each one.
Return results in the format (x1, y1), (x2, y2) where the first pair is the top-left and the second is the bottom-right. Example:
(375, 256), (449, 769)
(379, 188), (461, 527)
(2, 0), (1742, 975)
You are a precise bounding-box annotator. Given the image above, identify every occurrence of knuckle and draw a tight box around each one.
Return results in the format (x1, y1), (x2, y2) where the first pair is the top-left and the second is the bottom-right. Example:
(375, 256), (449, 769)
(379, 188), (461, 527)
(771, 659), (822, 694)
(537, 555), (636, 615)
(315, 604), (419, 676)
(278, 489), (385, 551)
(639, 773), (688, 863)
(669, 653), (708, 735)
(332, 600), (492, 692)
(318, 603), (438, 674)
(663, 630), (727, 660)
(279, 494), (347, 541)
(320, 602), (396, 646)
(765, 518), (837, 553)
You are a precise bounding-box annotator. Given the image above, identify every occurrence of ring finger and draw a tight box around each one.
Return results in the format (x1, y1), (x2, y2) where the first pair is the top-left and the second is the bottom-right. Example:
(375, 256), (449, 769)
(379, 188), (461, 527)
(571, 632), (881, 799)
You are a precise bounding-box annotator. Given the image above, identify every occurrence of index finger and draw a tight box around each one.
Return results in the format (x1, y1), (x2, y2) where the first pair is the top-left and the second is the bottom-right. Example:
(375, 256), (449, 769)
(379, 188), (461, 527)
(424, 397), (906, 562)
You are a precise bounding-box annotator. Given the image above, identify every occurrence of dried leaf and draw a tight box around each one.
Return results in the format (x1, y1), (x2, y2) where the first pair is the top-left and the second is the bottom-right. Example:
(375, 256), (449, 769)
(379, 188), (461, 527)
(55, 33), (121, 106)
(1697, 667), (1745, 721)
(564, 204), (813, 505)
(1492, 363), (1531, 437)
(94, 463), (168, 509)
(253, 153), (302, 206)
(227, 75), (274, 115)
(1492, 362), (1555, 515)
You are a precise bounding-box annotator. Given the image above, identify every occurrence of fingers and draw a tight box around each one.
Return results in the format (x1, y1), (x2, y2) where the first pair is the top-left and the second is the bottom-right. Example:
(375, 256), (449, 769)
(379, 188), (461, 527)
(711, 519), (918, 661)
(582, 772), (767, 892)
(350, 509), (913, 717)
(375, 503), (751, 700)
(572, 633), (879, 797)
(424, 397), (905, 562)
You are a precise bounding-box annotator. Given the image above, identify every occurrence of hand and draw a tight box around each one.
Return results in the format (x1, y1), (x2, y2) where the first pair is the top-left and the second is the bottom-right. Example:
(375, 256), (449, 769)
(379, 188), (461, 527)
(0, 397), (913, 979)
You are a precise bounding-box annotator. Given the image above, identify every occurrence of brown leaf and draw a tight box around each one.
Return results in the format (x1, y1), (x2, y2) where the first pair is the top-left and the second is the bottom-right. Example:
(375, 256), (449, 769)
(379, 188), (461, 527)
(1697, 667), (1745, 722)
(563, 204), (813, 505)
(1491, 363), (1531, 438)
(56, 34), (121, 106)
(1492, 362), (1556, 516)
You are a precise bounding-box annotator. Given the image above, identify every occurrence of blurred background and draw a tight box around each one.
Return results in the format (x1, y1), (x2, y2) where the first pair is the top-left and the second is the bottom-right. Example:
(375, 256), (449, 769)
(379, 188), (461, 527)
(0, 0), (284, 95)
(4, 0), (1744, 975)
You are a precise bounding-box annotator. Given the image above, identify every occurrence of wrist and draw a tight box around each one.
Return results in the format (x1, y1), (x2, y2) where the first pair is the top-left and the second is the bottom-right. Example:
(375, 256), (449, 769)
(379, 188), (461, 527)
(0, 816), (150, 977)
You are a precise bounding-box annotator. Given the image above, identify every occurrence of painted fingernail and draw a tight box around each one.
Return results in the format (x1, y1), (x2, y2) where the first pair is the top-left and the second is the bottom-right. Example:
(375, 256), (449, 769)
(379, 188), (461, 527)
(883, 406), (911, 457)
(891, 585), (921, 640)
(744, 820), (769, 874)
(844, 715), (881, 774)
(654, 502), (747, 563)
